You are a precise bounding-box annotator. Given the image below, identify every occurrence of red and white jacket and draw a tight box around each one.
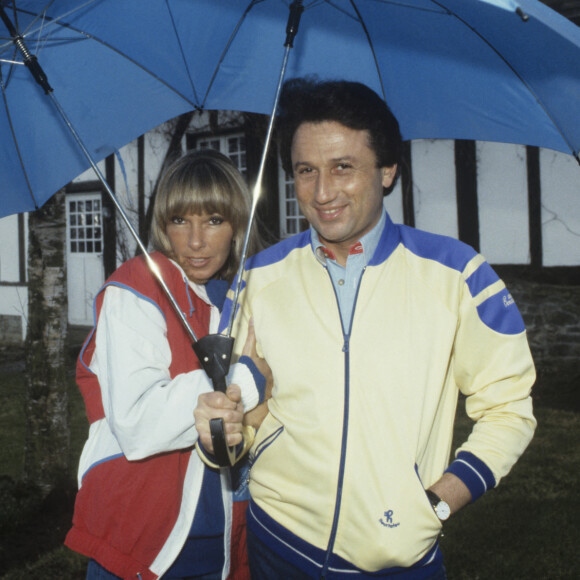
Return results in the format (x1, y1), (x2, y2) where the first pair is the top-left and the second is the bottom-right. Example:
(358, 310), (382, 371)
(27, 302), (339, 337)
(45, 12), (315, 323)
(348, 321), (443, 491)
(65, 252), (260, 579)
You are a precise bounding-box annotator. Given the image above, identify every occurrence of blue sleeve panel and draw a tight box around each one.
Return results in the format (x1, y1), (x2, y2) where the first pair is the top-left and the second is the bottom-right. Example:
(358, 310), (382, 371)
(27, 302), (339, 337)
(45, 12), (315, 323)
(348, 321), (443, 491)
(476, 286), (526, 335)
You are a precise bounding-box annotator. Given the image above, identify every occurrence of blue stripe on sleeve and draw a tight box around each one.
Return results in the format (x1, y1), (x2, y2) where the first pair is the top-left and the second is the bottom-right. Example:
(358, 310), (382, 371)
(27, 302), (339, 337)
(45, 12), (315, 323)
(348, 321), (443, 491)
(465, 262), (499, 297)
(238, 355), (266, 403)
(445, 451), (496, 502)
(246, 230), (311, 270)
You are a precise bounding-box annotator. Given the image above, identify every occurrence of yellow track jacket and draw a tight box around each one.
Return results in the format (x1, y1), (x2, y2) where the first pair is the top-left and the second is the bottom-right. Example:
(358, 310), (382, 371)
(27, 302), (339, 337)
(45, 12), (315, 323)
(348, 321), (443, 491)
(223, 212), (536, 578)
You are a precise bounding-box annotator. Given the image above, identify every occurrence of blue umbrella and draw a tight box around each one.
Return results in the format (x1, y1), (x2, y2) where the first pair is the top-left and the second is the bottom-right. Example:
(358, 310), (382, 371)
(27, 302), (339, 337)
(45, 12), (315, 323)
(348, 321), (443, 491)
(1, 0), (579, 220)
(2, 0), (579, 463)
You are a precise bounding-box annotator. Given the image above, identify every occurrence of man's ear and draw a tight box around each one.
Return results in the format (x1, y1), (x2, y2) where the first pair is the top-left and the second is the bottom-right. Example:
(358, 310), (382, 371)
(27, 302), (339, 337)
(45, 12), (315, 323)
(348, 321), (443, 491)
(381, 164), (397, 189)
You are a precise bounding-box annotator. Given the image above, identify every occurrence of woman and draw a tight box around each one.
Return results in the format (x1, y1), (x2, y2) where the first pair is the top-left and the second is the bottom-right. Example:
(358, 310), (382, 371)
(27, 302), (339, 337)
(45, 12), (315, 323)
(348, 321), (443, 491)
(65, 150), (268, 580)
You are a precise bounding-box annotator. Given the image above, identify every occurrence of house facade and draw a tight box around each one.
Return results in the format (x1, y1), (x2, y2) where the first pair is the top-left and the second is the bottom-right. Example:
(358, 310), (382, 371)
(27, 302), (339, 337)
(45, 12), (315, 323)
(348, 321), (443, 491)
(0, 109), (579, 343)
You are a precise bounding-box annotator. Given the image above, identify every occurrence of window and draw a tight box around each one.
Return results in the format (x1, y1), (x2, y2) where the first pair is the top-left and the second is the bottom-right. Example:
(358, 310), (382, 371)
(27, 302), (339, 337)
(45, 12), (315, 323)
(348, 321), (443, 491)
(278, 167), (307, 237)
(68, 198), (103, 254)
(192, 129), (307, 238)
(195, 134), (247, 178)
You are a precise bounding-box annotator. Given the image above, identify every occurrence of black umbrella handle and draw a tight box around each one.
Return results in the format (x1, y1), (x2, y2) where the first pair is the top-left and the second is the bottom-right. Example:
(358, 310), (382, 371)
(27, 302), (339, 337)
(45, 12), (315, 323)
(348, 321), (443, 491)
(0, 6), (53, 94)
(193, 334), (237, 466)
(285, 1), (304, 47)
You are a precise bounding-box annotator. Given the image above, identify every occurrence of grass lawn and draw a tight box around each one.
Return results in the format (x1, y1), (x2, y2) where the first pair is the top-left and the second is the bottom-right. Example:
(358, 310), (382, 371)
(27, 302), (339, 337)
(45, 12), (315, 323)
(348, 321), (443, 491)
(0, 360), (578, 579)
(442, 406), (579, 579)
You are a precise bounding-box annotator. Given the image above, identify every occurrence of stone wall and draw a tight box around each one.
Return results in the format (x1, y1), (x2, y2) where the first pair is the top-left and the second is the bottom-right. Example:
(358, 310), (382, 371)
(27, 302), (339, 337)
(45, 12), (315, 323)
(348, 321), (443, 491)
(505, 275), (580, 411)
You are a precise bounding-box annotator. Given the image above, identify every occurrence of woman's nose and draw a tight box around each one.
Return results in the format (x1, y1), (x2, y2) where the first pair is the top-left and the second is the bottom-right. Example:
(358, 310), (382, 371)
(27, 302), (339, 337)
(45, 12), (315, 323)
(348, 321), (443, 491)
(188, 225), (205, 249)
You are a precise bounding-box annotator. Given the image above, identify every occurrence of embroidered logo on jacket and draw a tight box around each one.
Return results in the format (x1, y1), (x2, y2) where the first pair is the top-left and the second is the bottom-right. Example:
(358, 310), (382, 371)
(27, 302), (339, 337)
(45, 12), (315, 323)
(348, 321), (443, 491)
(379, 510), (400, 528)
(503, 293), (515, 307)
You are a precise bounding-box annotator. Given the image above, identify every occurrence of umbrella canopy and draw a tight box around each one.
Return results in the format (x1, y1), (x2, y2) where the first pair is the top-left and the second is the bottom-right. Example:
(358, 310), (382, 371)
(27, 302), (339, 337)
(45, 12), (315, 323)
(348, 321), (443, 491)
(1, 0), (579, 219)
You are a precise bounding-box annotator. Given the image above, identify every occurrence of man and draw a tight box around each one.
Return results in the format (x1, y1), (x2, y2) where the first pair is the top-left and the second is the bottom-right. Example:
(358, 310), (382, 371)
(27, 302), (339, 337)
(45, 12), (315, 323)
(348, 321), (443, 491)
(201, 78), (536, 579)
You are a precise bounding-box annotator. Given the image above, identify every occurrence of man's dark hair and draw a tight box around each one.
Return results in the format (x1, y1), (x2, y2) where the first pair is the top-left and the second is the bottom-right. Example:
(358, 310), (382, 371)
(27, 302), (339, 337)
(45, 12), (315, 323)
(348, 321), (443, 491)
(277, 77), (403, 194)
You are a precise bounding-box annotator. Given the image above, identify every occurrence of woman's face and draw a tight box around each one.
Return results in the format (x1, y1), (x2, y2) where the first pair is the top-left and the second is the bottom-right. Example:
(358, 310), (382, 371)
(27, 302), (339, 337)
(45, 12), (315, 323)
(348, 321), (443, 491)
(166, 211), (234, 284)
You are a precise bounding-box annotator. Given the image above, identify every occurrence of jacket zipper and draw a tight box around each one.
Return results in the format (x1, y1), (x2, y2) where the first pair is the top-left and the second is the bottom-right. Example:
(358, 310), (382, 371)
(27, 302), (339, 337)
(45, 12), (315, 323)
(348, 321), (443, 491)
(321, 266), (366, 579)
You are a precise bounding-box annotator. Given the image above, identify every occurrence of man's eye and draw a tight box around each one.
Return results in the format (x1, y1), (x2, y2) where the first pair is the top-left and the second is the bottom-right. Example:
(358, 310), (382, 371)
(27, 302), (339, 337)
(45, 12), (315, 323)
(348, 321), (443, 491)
(297, 166), (313, 175)
(336, 163), (352, 171)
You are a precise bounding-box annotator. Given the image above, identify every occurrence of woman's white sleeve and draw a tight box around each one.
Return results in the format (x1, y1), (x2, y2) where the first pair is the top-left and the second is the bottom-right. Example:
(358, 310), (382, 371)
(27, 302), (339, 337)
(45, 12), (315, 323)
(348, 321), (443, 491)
(90, 285), (214, 460)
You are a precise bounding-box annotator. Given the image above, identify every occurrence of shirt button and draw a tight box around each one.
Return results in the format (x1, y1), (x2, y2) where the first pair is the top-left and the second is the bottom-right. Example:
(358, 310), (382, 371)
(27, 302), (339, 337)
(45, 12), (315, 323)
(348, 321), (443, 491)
(338, 279), (345, 286)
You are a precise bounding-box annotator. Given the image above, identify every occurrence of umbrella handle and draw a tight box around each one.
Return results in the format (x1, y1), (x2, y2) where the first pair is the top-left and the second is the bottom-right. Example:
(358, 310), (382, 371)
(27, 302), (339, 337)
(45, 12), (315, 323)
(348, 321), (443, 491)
(209, 418), (238, 467)
(285, 0), (304, 47)
(193, 334), (237, 466)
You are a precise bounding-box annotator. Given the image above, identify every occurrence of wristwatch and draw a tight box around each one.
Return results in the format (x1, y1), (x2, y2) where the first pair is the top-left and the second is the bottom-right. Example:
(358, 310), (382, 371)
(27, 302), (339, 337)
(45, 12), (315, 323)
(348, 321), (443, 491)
(426, 490), (451, 521)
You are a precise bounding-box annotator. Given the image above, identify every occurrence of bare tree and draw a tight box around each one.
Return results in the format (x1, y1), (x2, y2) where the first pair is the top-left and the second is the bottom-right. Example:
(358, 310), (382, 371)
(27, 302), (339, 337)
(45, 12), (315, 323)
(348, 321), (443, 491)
(24, 189), (70, 496)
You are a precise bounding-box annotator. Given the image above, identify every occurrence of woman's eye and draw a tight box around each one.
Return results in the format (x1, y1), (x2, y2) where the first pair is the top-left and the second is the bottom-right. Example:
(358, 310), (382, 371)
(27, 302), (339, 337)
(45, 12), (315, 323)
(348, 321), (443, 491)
(170, 216), (185, 225)
(209, 215), (225, 225)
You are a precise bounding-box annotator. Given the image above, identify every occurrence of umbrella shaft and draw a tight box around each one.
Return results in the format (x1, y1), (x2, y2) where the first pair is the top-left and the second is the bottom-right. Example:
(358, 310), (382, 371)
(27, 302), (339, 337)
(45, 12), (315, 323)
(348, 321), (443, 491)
(226, 44), (293, 336)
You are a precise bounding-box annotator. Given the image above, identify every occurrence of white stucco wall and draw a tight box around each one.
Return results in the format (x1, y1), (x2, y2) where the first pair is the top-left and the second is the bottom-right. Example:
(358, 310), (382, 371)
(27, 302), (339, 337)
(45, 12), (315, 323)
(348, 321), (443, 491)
(411, 140), (458, 239)
(540, 149), (580, 267)
(0, 214), (21, 282)
(383, 175), (403, 224)
(0, 213), (28, 341)
(0, 285), (28, 340)
(0, 214), (27, 341)
(477, 142), (530, 264)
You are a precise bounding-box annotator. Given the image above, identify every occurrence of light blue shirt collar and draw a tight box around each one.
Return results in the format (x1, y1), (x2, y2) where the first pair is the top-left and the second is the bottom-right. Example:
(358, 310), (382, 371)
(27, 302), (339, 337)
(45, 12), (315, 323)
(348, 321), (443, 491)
(311, 209), (387, 267)
(311, 210), (387, 332)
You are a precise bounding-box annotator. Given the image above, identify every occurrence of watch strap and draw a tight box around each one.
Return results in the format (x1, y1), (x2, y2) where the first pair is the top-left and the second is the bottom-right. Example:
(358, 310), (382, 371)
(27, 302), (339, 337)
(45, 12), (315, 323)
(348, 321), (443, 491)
(426, 489), (442, 507)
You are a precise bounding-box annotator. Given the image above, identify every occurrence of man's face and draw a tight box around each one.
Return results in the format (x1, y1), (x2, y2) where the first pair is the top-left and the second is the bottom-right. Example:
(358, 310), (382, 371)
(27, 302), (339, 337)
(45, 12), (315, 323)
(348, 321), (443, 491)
(291, 121), (396, 265)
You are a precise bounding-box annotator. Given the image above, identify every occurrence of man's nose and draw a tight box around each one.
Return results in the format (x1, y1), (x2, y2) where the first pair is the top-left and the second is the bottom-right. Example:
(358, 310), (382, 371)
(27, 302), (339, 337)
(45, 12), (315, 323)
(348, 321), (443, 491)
(313, 171), (335, 204)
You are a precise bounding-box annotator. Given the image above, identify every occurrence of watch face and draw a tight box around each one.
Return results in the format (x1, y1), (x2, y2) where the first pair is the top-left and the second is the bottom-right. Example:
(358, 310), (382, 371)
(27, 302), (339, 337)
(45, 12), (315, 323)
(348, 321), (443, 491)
(435, 501), (451, 521)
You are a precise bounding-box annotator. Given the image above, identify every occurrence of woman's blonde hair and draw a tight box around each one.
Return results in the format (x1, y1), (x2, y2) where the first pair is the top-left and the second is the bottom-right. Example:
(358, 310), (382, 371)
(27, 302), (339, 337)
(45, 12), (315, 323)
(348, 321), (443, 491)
(151, 149), (262, 283)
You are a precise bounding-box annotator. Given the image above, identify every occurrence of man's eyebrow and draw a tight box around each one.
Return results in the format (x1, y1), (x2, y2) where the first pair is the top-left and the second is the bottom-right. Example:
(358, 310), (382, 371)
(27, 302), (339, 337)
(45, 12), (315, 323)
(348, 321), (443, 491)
(293, 156), (356, 169)
(293, 160), (311, 170)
